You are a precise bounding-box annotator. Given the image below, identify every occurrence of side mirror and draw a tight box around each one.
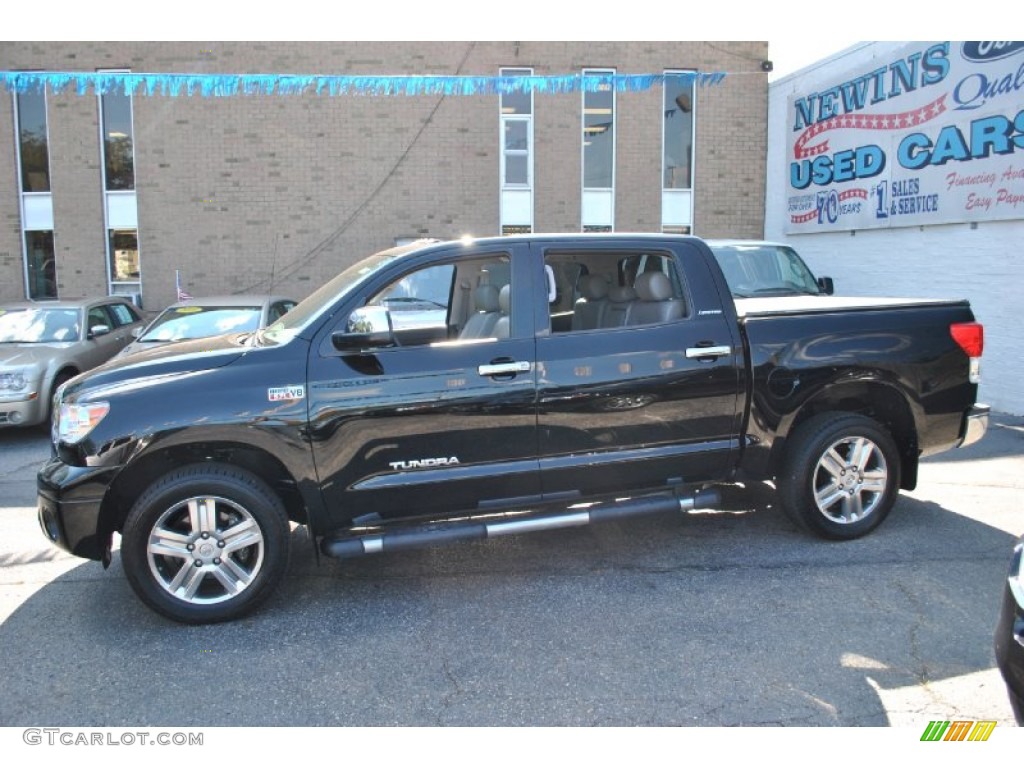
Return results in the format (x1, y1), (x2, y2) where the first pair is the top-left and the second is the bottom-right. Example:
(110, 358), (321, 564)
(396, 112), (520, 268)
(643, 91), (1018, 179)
(332, 305), (396, 352)
(89, 324), (111, 339)
(131, 326), (143, 339)
(817, 277), (834, 295)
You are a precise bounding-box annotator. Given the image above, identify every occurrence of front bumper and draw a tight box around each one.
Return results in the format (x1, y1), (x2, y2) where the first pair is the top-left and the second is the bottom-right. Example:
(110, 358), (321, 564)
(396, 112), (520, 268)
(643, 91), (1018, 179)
(995, 538), (1024, 725)
(37, 457), (121, 562)
(959, 404), (989, 448)
(0, 391), (46, 428)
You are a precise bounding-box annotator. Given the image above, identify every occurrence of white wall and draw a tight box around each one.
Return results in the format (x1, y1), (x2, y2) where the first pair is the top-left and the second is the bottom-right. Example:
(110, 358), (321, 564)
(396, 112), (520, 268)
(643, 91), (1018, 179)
(766, 43), (1024, 415)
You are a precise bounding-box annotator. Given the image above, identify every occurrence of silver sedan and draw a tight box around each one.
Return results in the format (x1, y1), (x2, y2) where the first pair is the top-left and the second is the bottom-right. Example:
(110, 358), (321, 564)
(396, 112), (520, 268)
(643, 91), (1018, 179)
(116, 295), (296, 358)
(0, 297), (145, 428)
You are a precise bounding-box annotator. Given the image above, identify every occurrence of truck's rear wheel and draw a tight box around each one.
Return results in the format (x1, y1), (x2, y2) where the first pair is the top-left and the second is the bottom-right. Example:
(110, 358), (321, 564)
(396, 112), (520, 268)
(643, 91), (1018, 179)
(778, 412), (900, 540)
(121, 464), (289, 624)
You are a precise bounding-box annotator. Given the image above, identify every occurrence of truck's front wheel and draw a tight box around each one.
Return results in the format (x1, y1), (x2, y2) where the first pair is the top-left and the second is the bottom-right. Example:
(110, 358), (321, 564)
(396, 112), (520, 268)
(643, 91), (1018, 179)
(121, 464), (290, 624)
(778, 412), (900, 540)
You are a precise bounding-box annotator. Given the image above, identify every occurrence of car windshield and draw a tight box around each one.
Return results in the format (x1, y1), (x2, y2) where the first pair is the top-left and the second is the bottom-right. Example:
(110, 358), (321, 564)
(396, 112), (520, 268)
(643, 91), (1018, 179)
(710, 244), (821, 298)
(262, 243), (422, 342)
(139, 306), (261, 342)
(0, 307), (80, 343)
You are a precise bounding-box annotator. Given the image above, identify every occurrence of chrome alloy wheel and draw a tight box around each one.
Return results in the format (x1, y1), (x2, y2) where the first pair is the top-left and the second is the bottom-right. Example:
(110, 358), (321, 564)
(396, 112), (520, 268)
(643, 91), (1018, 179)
(146, 495), (265, 604)
(811, 436), (889, 524)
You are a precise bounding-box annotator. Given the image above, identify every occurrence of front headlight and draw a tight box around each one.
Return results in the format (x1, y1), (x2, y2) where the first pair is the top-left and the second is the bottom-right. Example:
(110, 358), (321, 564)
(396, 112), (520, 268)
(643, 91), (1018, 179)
(56, 401), (110, 444)
(0, 368), (34, 393)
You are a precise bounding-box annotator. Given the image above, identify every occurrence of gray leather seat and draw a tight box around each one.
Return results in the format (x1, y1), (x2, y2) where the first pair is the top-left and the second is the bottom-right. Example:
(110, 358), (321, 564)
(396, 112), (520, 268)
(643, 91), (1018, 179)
(460, 285), (501, 339)
(602, 286), (636, 328)
(627, 272), (684, 325)
(572, 275), (610, 331)
(492, 285), (511, 339)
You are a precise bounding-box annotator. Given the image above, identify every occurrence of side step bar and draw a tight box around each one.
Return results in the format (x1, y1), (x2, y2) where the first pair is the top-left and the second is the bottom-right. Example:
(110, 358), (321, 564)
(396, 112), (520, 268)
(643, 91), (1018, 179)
(320, 488), (720, 560)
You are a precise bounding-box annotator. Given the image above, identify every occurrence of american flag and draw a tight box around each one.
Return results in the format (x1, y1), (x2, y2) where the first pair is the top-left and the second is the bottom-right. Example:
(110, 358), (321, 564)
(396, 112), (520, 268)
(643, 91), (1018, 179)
(175, 270), (193, 302)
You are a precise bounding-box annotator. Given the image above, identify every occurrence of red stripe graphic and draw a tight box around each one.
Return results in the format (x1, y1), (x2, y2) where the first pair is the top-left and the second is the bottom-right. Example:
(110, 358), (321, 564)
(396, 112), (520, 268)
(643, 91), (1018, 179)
(793, 95), (948, 159)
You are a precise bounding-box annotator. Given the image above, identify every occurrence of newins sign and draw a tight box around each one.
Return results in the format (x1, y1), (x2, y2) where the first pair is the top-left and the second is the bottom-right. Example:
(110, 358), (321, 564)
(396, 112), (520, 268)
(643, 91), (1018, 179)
(785, 42), (1024, 233)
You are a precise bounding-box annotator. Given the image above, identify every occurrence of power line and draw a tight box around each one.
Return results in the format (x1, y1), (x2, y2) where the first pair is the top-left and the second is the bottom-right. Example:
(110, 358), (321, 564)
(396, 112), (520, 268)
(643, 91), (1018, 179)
(236, 41), (478, 293)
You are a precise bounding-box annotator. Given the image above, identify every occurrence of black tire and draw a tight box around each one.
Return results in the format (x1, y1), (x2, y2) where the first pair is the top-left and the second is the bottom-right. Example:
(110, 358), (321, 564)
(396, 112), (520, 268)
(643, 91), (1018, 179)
(777, 412), (900, 540)
(121, 463), (289, 624)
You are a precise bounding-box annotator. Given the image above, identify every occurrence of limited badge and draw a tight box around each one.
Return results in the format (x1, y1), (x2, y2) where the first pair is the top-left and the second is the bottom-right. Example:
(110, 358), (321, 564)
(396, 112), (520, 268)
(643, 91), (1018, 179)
(268, 385), (305, 402)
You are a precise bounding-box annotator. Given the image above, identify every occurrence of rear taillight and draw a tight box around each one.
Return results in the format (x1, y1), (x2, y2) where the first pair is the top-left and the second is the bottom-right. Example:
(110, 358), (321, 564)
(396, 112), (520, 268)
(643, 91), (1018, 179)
(950, 322), (983, 383)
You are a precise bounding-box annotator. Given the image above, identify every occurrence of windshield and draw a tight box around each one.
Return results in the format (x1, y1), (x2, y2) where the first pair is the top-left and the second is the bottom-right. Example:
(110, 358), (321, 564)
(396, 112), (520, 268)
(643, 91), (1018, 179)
(140, 306), (261, 342)
(0, 307), (80, 343)
(709, 244), (821, 298)
(263, 243), (422, 341)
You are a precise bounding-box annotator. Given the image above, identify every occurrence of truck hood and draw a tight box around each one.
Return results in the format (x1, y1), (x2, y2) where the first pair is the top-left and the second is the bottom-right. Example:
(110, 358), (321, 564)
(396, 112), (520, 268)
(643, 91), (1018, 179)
(734, 295), (968, 318)
(61, 332), (251, 401)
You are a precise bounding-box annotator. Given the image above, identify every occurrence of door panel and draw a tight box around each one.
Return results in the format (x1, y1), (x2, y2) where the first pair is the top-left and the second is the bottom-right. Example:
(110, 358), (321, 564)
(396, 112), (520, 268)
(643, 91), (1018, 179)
(534, 241), (743, 497)
(308, 245), (540, 530)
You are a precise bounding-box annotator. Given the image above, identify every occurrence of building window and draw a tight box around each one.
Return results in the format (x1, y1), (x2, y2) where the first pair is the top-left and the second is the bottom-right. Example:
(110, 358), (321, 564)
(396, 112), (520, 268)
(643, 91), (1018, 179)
(24, 231), (57, 300)
(662, 71), (695, 233)
(99, 73), (141, 303)
(499, 67), (533, 234)
(581, 69), (615, 231)
(14, 89), (57, 299)
(101, 90), (135, 191)
(16, 91), (51, 193)
(108, 229), (140, 286)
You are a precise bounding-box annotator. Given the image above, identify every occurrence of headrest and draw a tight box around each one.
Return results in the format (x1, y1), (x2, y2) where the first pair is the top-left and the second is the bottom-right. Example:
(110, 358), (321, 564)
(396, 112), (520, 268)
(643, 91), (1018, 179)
(474, 285), (500, 312)
(498, 284), (511, 313)
(635, 272), (673, 301)
(581, 274), (609, 301)
(608, 286), (637, 303)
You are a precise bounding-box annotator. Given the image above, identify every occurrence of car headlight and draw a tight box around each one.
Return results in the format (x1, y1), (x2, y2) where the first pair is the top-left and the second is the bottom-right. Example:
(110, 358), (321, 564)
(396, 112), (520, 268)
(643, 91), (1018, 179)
(56, 401), (110, 444)
(0, 368), (33, 393)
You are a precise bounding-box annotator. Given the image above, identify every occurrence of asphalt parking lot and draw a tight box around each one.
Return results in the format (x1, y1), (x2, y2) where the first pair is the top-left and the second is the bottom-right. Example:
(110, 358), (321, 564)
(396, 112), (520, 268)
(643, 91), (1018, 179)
(0, 415), (1022, 729)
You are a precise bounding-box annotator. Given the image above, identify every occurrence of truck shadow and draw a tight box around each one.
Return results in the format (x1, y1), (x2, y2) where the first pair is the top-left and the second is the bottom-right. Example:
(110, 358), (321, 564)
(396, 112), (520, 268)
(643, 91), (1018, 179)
(0, 482), (1015, 727)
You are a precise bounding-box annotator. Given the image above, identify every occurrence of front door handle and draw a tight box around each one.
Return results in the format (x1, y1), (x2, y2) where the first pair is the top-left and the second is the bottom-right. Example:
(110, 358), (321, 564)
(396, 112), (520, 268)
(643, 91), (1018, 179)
(685, 345), (731, 359)
(478, 360), (532, 377)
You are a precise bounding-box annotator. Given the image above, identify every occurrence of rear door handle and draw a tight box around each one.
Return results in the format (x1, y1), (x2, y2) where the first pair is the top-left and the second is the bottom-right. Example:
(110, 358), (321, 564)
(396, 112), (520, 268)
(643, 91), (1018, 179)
(478, 361), (532, 377)
(685, 345), (731, 359)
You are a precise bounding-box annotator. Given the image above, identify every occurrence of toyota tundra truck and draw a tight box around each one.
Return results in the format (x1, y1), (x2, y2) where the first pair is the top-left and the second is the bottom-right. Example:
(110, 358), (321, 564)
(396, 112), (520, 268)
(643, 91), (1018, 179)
(37, 234), (988, 623)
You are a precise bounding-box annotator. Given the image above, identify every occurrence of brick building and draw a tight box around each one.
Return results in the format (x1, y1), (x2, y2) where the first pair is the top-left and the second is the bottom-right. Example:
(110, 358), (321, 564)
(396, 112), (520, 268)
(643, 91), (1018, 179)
(1, 41), (769, 310)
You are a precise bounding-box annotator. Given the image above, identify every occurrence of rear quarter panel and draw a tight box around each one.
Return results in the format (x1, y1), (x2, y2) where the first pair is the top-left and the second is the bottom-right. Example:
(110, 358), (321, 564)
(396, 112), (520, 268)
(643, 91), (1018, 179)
(738, 301), (979, 479)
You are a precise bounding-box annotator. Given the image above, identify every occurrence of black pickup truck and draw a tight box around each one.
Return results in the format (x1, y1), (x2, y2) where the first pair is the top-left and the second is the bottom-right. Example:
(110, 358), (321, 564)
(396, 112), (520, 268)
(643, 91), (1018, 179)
(37, 234), (988, 623)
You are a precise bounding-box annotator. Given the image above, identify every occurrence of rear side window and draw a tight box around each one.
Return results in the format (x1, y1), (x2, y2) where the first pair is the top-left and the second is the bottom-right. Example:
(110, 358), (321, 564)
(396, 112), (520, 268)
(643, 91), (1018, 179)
(544, 249), (689, 334)
(108, 302), (140, 326)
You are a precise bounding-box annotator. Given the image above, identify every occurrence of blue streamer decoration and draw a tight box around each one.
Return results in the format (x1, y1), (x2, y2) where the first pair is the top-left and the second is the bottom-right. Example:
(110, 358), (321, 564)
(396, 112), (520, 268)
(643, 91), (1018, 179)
(0, 70), (727, 98)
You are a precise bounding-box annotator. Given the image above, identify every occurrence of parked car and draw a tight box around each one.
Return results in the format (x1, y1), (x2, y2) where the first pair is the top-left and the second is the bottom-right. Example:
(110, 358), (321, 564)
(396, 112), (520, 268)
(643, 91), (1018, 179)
(995, 537), (1024, 724)
(117, 295), (296, 357)
(705, 239), (835, 298)
(0, 297), (145, 428)
(38, 234), (986, 623)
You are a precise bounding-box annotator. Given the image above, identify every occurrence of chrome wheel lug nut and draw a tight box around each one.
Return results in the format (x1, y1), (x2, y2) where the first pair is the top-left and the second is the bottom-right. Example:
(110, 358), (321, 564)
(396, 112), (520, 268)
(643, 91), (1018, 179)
(213, 558), (221, 565)
(201, 532), (210, 539)
(217, 540), (225, 548)
(186, 543), (194, 552)
(194, 560), (203, 567)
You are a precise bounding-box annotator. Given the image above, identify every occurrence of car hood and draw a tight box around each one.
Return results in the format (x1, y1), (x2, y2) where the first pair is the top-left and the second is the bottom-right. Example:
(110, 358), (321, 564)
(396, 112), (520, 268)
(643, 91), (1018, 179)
(0, 343), (75, 368)
(62, 333), (251, 401)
